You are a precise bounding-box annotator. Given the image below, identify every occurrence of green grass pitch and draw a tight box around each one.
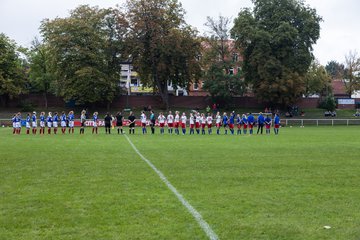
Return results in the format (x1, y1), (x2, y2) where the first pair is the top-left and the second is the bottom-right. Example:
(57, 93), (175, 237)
(1, 126), (360, 239)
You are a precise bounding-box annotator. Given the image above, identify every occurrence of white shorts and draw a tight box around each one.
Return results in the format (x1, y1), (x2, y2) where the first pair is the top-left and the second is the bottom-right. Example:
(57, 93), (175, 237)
(69, 121), (74, 128)
(93, 121), (97, 127)
(40, 121), (45, 128)
(13, 122), (16, 128)
(61, 121), (66, 127)
(16, 122), (21, 128)
(47, 122), (52, 128)
(26, 122), (30, 128)
(53, 122), (58, 128)
(32, 122), (37, 128)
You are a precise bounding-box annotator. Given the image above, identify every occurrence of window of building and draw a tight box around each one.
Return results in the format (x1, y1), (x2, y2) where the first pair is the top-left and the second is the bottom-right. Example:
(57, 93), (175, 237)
(233, 53), (238, 62)
(229, 68), (234, 75)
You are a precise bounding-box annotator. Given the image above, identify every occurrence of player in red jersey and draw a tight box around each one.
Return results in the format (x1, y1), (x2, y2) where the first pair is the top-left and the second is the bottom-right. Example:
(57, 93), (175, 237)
(200, 113), (206, 135)
(189, 113), (195, 135)
(195, 112), (201, 134)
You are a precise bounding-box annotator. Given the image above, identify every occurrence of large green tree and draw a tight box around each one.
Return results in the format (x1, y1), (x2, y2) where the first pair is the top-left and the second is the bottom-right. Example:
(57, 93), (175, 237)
(343, 51), (360, 96)
(125, 0), (201, 109)
(0, 33), (27, 106)
(304, 60), (332, 98)
(325, 60), (344, 80)
(40, 5), (128, 107)
(202, 16), (246, 105)
(28, 38), (55, 109)
(231, 0), (322, 107)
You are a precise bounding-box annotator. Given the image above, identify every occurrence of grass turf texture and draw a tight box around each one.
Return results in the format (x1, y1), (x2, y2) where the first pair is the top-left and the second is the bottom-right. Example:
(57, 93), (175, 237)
(1, 127), (360, 239)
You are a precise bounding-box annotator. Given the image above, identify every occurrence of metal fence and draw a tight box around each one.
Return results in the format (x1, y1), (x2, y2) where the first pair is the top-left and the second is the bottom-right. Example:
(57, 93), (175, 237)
(282, 119), (360, 126)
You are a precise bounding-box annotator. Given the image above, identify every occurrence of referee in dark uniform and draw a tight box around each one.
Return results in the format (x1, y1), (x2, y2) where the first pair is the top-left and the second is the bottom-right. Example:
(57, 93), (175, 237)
(128, 111), (136, 134)
(104, 113), (112, 134)
(116, 112), (123, 134)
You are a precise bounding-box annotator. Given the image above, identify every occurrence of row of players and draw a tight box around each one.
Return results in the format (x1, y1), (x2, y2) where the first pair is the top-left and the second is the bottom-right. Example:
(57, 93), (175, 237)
(11, 110), (281, 135)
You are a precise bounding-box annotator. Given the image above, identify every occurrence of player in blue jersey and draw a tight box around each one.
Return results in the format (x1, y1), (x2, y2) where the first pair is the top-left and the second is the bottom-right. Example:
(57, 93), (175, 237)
(25, 113), (31, 134)
(60, 111), (67, 134)
(274, 113), (280, 135)
(53, 112), (59, 134)
(68, 111), (75, 134)
(92, 112), (99, 134)
(257, 112), (265, 134)
(264, 114), (272, 135)
(229, 112), (235, 135)
(31, 111), (37, 134)
(247, 113), (255, 135)
(39, 112), (45, 134)
(222, 112), (229, 135)
(12, 114), (16, 134)
(15, 112), (22, 134)
(47, 112), (53, 134)
(242, 114), (248, 135)
(236, 114), (242, 135)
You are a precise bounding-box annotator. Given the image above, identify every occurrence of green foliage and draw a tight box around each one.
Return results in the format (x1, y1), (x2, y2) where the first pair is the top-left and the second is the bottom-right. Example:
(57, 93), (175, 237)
(0, 33), (27, 105)
(343, 51), (360, 96)
(325, 60), (344, 79)
(319, 94), (336, 111)
(231, 0), (322, 107)
(304, 61), (332, 97)
(202, 16), (246, 105)
(125, 0), (201, 109)
(40, 5), (128, 105)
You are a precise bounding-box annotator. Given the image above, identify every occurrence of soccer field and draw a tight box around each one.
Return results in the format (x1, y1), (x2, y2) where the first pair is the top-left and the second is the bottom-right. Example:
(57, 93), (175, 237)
(1, 127), (360, 240)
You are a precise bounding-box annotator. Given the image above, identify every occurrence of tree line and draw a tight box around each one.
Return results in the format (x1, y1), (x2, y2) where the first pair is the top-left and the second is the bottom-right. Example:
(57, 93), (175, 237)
(1, 0), (359, 110)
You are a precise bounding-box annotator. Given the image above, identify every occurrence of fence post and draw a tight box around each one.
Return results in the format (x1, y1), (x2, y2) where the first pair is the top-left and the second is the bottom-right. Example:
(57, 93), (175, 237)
(301, 119), (304, 127)
(286, 119), (288, 126)
(332, 119), (334, 126)
(317, 120), (318, 126)
(347, 120), (349, 126)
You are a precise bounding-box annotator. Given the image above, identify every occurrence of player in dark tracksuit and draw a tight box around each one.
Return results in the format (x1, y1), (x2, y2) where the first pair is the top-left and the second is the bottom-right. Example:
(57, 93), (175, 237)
(104, 113), (112, 134)
(128, 111), (136, 134)
(257, 112), (265, 134)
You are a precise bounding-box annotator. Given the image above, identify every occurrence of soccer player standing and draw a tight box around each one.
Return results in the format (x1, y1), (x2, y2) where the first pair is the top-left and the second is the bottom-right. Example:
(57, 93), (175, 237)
(31, 111), (37, 134)
(15, 112), (22, 134)
(181, 112), (187, 135)
(174, 111), (180, 135)
(189, 113), (195, 135)
(128, 111), (136, 134)
(195, 112), (201, 134)
(104, 113), (112, 134)
(158, 112), (166, 134)
(92, 112), (99, 134)
(25, 113), (31, 134)
(150, 111), (156, 134)
(215, 112), (221, 135)
(47, 112), (52, 134)
(274, 113), (280, 135)
(257, 112), (265, 134)
(79, 110), (86, 134)
(200, 113), (206, 135)
(247, 113), (255, 135)
(265, 114), (272, 135)
(12, 114), (16, 134)
(140, 111), (147, 134)
(242, 114), (248, 135)
(236, 114), (242, 135)
(229, 112), (235, 135)
(68, 111), (75, 134)
(40, 112), (45, 134)
(222, 112), (229, 135)
(60, 111), (67, 134)
(115, 112), (124, 134)
(167, 111), (174, 134)
(206, 113), (213, 134)
(53, 112), (59, 134)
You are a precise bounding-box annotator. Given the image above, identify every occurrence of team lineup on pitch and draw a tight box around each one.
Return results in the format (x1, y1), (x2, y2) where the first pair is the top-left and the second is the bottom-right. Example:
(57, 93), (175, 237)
(10, 110), (281, 136)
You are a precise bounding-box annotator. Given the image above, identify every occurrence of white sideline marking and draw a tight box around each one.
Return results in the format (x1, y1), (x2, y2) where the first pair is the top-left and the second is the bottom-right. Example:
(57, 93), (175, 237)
(124, 134), (219, 240)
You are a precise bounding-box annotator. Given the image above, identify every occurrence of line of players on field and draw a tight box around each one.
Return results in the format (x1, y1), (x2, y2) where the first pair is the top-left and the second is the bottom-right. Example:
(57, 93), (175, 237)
(11, 110), (281, 135)
(138, 110), (280, 135)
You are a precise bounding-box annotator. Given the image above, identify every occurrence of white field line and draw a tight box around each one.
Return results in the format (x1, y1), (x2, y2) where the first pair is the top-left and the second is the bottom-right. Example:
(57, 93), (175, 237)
(124, 134), (219, 240)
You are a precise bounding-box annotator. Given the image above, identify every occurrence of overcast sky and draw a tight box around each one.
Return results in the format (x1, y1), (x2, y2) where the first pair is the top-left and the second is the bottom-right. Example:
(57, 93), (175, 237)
(1, 0), (359, 65)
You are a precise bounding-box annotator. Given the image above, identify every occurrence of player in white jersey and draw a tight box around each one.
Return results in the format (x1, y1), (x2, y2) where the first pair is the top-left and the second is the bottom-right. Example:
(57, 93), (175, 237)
(195, 112), (201, 134)
(200, 113), (206, 135)
(215, 112), (221, 135)
(140, 111), (147, 134)
(167, 111), (174, 134)
(174, 111), (180, 135)
(158, 112), (166, 134)
(206, 113), (213, 134)
(189, 113), (195, 135)
(180, 112), (187, 135)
